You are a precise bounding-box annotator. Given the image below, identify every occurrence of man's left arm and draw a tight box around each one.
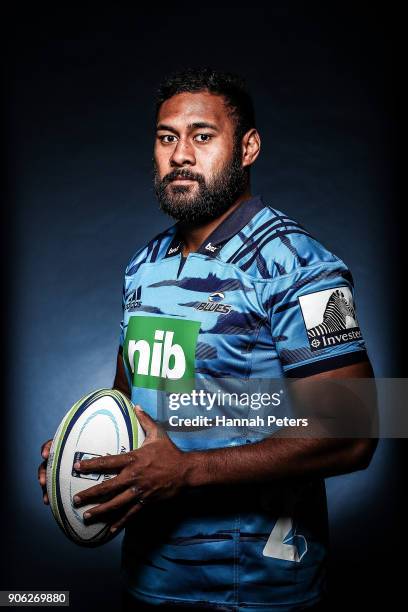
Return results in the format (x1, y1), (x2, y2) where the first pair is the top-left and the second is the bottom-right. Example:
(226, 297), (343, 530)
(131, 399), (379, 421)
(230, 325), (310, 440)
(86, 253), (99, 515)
(72, 359), (377, 533)
(184, 360), (378, 488)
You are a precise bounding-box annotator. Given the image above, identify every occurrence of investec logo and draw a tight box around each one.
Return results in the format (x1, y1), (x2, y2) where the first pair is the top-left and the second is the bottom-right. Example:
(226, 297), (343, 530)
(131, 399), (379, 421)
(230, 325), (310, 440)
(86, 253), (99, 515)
(123, 315), (200, 392)
(298, 286), (362, 352)
(309, 328), (362, 350)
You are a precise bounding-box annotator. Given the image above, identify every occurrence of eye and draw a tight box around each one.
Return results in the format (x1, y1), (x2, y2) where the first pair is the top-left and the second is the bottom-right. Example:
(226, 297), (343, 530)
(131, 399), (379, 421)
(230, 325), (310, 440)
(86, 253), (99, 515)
(158, 135), (177, 144)
(194, 134), (213, 143)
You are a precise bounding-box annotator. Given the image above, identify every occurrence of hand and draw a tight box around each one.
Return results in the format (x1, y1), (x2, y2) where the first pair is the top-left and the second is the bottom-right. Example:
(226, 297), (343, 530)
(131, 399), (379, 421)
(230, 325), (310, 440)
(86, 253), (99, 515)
(38, 439), (53, 505)
(72, 405), (192, 533)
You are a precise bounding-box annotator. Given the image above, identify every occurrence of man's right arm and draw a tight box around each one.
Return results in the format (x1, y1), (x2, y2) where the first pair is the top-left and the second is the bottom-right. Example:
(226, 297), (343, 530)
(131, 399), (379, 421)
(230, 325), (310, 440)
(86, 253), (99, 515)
(113, 346), (131, 400)
(39, 347), (131, 505)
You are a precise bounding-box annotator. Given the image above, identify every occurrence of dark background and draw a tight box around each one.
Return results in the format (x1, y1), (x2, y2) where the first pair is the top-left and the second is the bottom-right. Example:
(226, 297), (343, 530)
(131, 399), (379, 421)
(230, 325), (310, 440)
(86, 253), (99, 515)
(2, 5), (404, 611)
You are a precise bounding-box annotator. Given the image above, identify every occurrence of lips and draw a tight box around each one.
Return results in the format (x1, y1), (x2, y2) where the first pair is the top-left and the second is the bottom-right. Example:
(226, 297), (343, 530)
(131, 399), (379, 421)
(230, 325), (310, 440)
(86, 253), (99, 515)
(171, 177), (196, 182)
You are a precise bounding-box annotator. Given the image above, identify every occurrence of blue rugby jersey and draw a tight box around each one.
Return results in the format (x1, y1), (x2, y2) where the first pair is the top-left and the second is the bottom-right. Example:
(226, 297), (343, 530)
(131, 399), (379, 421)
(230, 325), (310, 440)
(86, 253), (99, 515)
(118, 194), (368, 611)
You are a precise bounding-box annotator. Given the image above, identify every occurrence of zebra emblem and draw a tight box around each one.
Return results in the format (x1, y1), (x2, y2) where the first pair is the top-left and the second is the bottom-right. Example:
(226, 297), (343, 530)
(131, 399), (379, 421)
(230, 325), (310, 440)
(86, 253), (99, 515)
(307, 289), (357, 337)
(299, 287), (361, 351)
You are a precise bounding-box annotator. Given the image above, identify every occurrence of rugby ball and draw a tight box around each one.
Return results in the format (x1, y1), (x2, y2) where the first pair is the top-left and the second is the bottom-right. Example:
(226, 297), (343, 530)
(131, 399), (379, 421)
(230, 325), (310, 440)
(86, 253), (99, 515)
(46, 388), (144, 547)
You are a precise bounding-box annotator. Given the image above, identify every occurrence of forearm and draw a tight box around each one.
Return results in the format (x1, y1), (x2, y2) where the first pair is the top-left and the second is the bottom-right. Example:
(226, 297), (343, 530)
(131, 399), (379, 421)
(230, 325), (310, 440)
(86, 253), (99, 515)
(112, 347), (131, 400)
(184, 430), (371, 487)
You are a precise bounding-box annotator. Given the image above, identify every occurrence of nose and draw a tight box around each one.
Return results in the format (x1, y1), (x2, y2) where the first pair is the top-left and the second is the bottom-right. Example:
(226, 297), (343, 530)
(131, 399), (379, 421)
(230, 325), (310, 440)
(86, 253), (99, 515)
(170, 138), (196, 167)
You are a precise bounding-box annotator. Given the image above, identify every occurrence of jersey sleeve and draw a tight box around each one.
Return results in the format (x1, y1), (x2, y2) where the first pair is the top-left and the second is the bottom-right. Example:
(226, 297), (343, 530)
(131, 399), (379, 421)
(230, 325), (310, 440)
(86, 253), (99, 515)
(266, 260), (369, 377)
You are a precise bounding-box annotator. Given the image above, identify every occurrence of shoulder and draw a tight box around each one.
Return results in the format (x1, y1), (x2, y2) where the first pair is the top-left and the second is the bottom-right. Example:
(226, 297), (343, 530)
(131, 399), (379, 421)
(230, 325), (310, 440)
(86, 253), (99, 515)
(222, 204), (347, 280)
(124, 224), (176, 276)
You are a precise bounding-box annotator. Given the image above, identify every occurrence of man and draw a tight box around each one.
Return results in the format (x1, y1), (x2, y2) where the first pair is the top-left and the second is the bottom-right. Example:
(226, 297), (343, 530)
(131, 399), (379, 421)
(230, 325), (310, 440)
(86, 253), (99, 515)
(39, 68), (377, 611)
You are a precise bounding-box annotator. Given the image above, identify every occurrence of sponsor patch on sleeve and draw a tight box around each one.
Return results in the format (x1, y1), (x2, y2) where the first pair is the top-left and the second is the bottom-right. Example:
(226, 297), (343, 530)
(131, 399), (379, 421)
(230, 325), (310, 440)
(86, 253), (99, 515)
(298, 286), (362, 351)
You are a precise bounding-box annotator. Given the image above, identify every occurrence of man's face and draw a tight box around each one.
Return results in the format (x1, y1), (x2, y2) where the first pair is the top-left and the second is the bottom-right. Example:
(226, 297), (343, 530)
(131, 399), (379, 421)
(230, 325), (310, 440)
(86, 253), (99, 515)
(153, 91), (248, 224)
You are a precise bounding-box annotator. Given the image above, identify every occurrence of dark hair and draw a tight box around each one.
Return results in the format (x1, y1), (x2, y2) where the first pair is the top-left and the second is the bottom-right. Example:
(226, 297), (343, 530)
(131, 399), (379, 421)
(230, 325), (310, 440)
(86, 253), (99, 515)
(155, 67), (256, 145)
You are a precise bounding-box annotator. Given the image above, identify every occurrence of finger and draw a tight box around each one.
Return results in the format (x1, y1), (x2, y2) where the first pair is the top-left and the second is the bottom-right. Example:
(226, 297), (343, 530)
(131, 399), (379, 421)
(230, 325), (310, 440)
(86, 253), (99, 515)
(41, 439), (53, 459)
(109, 497), (145, 533)
(38, 461), (47, 487)
(38, 461), (50, 504)
(73, 473), (128, 506)
(73, 453), (134, 474)
(82, 485), (142, 523)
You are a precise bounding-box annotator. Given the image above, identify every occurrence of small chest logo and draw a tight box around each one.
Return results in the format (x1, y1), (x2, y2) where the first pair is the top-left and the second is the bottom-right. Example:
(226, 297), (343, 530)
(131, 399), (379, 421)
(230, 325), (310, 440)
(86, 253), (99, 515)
(195, 291), (232, 315)
(205, 242), (218, 253)
(208, 292), (224, 302)
(125, 286), (142, 311)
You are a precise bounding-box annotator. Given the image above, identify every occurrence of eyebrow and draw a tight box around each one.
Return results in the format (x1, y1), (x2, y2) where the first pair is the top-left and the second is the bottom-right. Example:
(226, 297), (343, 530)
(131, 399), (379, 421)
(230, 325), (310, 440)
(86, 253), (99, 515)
(156, 121), (220, 133)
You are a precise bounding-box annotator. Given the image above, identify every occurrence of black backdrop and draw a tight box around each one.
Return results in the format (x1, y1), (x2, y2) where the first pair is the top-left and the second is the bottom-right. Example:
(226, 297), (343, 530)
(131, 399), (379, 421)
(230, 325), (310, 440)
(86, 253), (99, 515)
(1, 5), (404, 611)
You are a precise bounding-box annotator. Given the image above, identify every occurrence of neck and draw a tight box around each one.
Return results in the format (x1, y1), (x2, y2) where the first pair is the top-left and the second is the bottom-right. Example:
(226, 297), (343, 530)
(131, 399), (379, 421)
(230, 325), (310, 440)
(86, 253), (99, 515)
(178, 188), (253, 256)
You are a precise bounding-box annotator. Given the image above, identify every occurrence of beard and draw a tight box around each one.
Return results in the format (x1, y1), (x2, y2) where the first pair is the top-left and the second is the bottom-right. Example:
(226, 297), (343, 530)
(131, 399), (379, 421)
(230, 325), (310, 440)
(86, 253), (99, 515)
(153, 142), (249, 225)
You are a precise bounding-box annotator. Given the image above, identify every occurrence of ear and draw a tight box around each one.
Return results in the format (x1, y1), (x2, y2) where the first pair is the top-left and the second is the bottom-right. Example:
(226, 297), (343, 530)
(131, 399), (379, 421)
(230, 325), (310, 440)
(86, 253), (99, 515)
(242, 128), (261, 168)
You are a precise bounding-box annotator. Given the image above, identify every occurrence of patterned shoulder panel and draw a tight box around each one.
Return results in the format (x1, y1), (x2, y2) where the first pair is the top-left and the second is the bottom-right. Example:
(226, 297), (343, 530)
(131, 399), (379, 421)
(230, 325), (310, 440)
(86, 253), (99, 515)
(218, 205), (340, 279)
(125, 225), (176, 276)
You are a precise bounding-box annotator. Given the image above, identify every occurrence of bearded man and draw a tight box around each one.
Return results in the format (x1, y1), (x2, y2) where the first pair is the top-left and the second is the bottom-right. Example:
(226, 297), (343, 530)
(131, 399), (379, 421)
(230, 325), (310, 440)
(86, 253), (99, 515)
(39, 67), (377, 612)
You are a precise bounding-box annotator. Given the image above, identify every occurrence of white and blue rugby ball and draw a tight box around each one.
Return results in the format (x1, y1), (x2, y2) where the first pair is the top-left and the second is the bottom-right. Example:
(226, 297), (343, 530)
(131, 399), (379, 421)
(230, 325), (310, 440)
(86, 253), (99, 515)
(46, 388), (144, 547)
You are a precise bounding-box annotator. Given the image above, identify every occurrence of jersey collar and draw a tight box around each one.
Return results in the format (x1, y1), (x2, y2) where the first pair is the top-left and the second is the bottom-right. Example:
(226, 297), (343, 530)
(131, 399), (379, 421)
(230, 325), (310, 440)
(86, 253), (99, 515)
(164, 194), (266, 259)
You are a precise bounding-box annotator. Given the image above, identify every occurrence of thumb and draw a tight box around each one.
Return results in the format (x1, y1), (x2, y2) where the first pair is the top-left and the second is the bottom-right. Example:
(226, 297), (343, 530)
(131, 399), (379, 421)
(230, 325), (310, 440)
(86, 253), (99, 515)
(133, 405), (158, 437)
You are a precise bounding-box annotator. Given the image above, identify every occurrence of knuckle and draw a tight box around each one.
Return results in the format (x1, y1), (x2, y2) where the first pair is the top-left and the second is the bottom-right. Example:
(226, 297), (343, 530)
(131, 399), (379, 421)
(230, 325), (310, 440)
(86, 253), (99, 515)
(41, 439), (52, 455)
(127, 470), (139, 483)
(99, 456), (108, 469)
(97, 485), (108, 498)
(88, 484), (100, 497)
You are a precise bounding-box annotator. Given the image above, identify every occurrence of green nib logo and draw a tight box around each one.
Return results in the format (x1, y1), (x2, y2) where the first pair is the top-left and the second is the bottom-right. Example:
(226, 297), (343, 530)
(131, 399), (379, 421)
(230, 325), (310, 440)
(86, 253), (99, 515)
(124, 316), (200, 392)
